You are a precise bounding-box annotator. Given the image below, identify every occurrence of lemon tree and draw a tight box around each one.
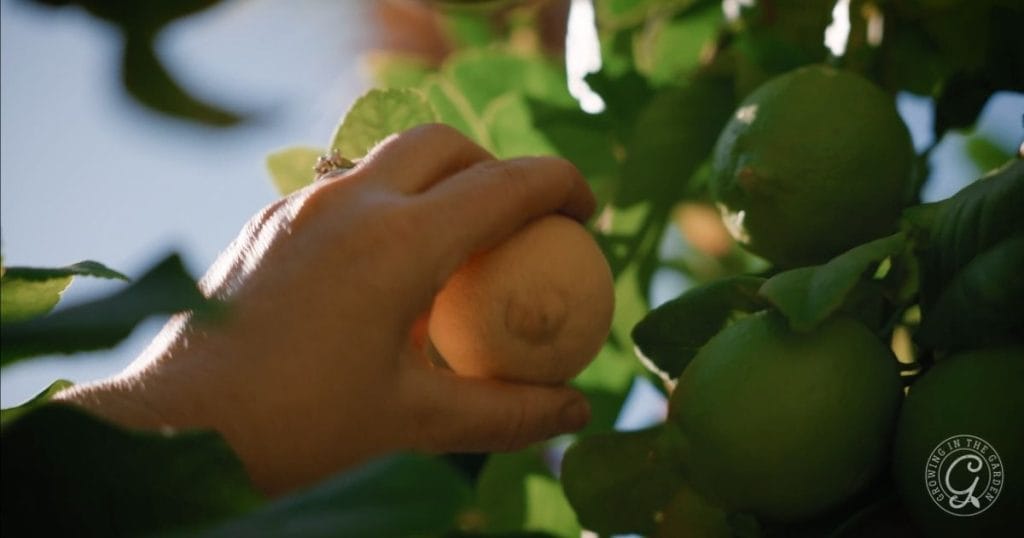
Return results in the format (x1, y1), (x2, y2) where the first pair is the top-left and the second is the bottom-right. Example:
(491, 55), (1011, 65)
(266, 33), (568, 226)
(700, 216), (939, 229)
(710, 65), (914, 268)
(4, 0), (1023, 536)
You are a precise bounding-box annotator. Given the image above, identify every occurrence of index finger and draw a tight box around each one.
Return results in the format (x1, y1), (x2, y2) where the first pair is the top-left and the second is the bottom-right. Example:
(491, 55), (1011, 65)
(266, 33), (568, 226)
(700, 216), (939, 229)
(416, 156), (596, 275)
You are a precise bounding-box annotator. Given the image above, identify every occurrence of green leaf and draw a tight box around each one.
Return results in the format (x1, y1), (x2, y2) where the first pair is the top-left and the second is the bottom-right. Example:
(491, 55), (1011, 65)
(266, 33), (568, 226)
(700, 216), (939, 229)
(572, 345), (642, 434)
(266, 146), (323, 196)
(759, 233), (906, 333)
(483, 94), (557, 159)
(1, 404), (262, 537)
(655, 483), (740, 538)
(475, 449), (580, 537)
(616, 76), (735, 207)
(561, 424), (687, 535)
(27, 0), (242, 126)
(595, 0), (702, 31)
(2, 260), (128, 282)
(1, 254), (215, 366)
(192, 454), (471, 538)
(1, 260), (129, 323)
(526, 99), (620, 205)
(0, 379), (73, 430)
(965, 135), (1013, 175)
(122, 31), (243, 127)
(1, 274), (71, 323)
(330, 88), (438, 159)
(913, 160), (1024, 317)
(366, 53), (434, 89)
(443, 50), (575, 115)
(916, 234), (1024, 350)
(632, 275), (767, 381)
(425, 78), (490, 146)
(635, 4), (722, 86)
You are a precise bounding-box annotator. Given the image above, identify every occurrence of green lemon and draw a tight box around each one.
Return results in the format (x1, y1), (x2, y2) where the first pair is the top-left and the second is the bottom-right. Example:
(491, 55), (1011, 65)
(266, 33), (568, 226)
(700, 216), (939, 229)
(669, 310), (903, 521)
(892, 346), (1024, 537)
(710, 65), (914, 267)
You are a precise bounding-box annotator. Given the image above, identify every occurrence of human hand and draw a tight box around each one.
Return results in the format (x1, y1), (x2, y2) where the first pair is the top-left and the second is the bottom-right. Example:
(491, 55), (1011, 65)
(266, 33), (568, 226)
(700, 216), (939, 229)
(58, 124), (597, 495)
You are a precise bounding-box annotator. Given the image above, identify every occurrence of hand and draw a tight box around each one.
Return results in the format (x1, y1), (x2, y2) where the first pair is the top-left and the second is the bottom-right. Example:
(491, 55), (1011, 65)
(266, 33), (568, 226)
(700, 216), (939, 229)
(57, 124), (596, 495)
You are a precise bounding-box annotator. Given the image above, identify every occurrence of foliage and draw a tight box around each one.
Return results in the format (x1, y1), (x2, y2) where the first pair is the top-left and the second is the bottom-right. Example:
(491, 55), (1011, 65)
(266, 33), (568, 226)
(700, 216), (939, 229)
(3, 0), (1023, 536)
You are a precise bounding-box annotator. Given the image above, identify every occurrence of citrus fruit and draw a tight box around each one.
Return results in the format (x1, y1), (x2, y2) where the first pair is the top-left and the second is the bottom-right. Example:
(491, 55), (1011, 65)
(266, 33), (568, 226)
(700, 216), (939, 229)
(669, 310), (903, 521)
(710, 65), (914, 267)
(429, 214), (614, 384)
(892, 345), (1024, 537)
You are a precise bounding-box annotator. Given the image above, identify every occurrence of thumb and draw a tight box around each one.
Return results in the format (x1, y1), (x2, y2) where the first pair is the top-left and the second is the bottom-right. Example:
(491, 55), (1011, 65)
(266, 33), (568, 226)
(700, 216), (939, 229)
(402, 369), (591, 453)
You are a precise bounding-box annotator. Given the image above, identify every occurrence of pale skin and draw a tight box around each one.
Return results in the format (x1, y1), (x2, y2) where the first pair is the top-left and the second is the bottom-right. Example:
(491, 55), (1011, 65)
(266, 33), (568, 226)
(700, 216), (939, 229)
(55, 124), (595, 496)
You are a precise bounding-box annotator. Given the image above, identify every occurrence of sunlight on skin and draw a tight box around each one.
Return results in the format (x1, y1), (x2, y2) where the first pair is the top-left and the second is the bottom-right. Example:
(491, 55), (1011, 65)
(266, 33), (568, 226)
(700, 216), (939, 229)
(565, 0), (605, 114)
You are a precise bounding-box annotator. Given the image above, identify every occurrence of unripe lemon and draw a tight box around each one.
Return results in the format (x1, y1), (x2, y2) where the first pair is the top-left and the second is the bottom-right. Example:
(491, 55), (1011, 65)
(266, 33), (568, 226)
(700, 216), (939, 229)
(670, 310), (903, 521)
(892, 346), (1024, 538)
(711, 65), (914, 267)
(429, 215), (614, 384)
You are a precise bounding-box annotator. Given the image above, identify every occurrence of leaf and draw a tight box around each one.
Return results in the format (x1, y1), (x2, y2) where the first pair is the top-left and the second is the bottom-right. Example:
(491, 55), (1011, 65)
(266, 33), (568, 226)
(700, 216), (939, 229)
(632, 275), (767, 381)
(27, 0), (241, 126)
(366, 53), (434, 89)
(475, 449), (580, 537)
(192, 454), (471, 538)
(482, 94), (557, 159)
(561, 423), (687, 535)
(1, 404), (262, 537)
(1, 254), (215, 366)
(654, 483), (738, 538)
(443, 50), (575, 116)
(635, 4), (722, 86)
(759, 233), (906, 333)
(122, 31), (243, 126)
(965, 135), (1012, 174)
(916, 234), (1024, 350)
(0, 379), (73, 430)
(266, 146), (323, 196)
(616, 75), (735, 208)
(330, 88), (438, 159)
(572, 345), (642, 435)
(1, 260), (129, 323)
(2, 260), (129, 282)
(425, 78), (490, 146)
(1, 275), (71, 323)
(526, 99), (620, 205)
(595, 0), (701, 31)
(913, 160), (1024, 315)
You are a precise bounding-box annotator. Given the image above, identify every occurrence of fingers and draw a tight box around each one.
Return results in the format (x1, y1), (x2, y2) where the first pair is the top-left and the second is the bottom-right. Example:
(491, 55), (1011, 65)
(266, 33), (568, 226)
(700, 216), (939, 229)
(416, 156), (596, 278)
(402, 368), (591, 453)
(357, 124), (494, 194)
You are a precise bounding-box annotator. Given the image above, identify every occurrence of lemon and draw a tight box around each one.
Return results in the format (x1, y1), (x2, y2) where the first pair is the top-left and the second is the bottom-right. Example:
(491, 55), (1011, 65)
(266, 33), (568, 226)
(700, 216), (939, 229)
(892, 346), (1024, 537)
(710, 65), (914, 267)
(429, 215), (614, 384)
(669, 310), (903, 521)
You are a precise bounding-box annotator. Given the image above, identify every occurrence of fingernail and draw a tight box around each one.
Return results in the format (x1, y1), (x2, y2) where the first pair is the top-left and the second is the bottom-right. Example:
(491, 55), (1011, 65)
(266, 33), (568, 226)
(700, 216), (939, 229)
(560, 398), (591, 432)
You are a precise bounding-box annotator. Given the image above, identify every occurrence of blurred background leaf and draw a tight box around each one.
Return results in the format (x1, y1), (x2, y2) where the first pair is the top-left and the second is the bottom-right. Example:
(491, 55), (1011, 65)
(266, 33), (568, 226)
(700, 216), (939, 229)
(0, 260), (126, 323)
(1, 253), (215, 366)
(23, 0), (246, 125)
